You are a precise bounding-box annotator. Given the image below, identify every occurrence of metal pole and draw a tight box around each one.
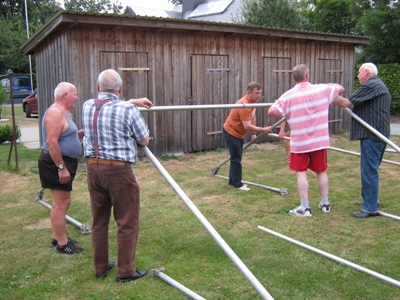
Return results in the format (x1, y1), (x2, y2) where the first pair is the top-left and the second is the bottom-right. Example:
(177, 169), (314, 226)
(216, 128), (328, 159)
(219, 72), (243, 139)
(258, 226), (400, 288)
(344, 108), (400, 153)
(35, 189), (91, 234)
(139, 103), (273, 112)
(141, 146), (274, 300)
(210, 117), (286, 176)
(328, 146), (400, 167)
(151, 268), (206, 300)
(214, 174), (288, 196)
(269, 134), (400, 167)
(378, 211), (400, 221)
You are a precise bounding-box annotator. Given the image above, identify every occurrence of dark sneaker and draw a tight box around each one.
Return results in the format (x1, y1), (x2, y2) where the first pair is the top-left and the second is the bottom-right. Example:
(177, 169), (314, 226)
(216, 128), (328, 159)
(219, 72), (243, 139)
(318, 202), (331, 214)
(289, 206), (312, 217)
(56, 240), (84, 254)
(50, 238), (78, 248)
(96, 262), (115, 278)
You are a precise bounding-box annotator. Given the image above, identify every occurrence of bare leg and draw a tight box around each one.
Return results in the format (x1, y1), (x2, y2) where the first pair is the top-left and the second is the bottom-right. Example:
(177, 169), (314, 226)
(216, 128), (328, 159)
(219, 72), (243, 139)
(317, 171), (329, 198)
(296, 171), (309, 201)
(50, 189), (71, 246)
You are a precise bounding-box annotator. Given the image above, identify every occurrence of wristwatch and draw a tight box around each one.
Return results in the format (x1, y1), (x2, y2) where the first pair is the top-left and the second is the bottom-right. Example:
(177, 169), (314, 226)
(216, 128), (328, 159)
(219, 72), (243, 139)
(57, 163), (65, 170)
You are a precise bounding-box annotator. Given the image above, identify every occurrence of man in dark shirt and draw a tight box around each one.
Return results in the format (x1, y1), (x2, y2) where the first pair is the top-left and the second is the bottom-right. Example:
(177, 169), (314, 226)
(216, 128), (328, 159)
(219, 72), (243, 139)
(349, 62), (391, 218)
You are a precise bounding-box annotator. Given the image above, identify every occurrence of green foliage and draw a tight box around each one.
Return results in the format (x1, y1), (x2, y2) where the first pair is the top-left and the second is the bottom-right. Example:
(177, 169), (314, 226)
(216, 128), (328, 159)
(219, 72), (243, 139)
(378, 64), (400, 114)
(64, 0), (123, 13)
(0, 124), (21, 143)
(357, 0), (400, 64)
(0, 85), (7, 105)
(241, 0), (312, 30)
(311, 0), (360, 34)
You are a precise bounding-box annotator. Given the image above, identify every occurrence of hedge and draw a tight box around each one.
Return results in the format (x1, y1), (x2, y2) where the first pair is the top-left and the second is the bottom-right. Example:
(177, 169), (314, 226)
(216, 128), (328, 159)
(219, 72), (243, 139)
(0, 124), (21, 144)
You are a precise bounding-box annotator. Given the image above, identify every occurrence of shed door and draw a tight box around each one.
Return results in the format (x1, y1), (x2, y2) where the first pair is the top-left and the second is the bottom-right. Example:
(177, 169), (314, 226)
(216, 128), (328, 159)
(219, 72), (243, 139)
(191, 55), (229, 151)
(99, 51), (149, 100)
(262, 57), (293, 138)
(316, 58), (342, 132)
(99, 51), (154, 144)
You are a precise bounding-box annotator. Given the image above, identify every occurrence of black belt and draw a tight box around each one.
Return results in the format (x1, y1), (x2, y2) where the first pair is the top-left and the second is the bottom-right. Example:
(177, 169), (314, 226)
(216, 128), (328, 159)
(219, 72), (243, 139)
(41, 150), (78, 162)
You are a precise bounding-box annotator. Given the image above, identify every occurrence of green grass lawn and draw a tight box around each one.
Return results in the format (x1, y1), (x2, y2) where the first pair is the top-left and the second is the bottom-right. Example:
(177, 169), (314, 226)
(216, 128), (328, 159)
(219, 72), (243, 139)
(1, 133), (400, 299)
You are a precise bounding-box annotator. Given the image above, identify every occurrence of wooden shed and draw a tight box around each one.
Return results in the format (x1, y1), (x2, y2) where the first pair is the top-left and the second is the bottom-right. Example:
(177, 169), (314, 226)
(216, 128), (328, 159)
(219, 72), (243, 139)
(22, 11), (369, 155)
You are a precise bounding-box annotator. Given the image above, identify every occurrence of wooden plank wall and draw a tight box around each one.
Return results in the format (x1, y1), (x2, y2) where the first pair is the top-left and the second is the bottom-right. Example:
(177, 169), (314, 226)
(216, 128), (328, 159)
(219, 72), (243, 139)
(36, 25), (356, 155)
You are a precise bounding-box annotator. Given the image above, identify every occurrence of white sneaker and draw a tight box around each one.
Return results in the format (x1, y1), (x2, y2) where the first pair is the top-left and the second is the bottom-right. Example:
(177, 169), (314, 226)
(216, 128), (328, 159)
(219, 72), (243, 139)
(289, 206), (312, 217)
(318, 202), (331, 214)
(238, 184), (250, 191)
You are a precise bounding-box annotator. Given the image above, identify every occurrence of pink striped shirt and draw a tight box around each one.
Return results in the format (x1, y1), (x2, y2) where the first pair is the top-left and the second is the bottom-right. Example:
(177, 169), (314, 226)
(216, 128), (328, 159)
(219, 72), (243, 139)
(270, 82), (340, 153)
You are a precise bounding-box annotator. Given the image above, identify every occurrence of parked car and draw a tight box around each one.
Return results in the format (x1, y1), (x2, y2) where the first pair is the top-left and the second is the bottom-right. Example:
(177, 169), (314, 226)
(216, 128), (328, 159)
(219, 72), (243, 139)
(22, 89), (38, 118)
(1, 76), (32, 103)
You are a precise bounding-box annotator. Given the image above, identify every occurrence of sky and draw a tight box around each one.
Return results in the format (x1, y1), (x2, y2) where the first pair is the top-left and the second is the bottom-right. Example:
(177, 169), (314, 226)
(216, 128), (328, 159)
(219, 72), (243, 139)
(118, 0), (175, 9)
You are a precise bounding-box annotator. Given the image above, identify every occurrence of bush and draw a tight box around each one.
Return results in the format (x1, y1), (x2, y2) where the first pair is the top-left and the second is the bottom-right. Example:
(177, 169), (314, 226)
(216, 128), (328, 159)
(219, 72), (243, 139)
(0, 124), (21, 144)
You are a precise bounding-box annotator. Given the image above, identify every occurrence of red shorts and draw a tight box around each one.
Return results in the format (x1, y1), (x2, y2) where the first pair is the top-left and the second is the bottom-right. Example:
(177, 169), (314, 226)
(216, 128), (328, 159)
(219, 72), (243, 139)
(289, 149), (328, 173)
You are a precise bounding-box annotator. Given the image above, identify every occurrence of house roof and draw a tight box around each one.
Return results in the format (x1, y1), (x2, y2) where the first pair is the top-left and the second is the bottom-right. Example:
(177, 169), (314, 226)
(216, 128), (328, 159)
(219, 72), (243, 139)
(21, 10), (369, 55)
(125, 0), (245, 23)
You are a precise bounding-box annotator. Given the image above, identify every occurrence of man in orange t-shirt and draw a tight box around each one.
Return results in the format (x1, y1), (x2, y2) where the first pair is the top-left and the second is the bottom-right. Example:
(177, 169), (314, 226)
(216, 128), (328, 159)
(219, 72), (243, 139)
(222, 82), (272, 191)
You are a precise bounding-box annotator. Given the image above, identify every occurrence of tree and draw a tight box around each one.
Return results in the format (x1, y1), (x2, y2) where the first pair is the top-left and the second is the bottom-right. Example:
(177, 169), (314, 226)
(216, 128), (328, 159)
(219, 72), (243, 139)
(241, 0), (311, 30)
(357, 0), (400, 64)
(64, 0), (123, 13)
(311, 0), (360, 34)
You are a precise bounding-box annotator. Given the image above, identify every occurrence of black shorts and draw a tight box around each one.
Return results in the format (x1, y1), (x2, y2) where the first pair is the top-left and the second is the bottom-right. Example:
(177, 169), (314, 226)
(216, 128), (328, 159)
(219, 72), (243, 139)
(38, 152), (78, 191)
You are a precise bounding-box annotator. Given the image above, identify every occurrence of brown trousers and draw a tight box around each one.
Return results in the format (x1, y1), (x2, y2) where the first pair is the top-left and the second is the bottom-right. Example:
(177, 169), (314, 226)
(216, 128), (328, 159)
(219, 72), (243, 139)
(86, 163), (140, 277)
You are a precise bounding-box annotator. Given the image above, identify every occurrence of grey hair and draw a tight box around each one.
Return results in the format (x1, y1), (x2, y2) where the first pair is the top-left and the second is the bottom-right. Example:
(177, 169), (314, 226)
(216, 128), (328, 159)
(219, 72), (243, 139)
(54, 82), (75, 98)
(98, 69), (122, 91)
(361, 62), (378, 76)
(292, 64), (309, 82)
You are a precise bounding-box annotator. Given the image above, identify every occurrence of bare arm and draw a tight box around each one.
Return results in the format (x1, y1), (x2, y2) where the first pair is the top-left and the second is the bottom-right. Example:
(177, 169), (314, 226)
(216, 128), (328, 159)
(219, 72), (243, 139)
(44, 108), (71, 183)
(137, 136), (150, 147)
(130, 98), (153, 109)
(242, 120), (272, 135)
(333, 95), (353, 108)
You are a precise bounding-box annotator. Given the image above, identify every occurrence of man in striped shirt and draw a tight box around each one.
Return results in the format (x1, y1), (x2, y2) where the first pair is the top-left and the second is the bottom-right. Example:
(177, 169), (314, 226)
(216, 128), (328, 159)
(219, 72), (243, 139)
(268, 64), (351, 217)
(350, 63), (391, 218)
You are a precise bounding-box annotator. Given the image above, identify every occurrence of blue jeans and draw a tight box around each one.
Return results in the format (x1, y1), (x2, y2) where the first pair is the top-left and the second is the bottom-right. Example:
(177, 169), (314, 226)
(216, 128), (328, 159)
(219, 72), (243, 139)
(223, 128), (244, 188)
(360, 138), (386, 213)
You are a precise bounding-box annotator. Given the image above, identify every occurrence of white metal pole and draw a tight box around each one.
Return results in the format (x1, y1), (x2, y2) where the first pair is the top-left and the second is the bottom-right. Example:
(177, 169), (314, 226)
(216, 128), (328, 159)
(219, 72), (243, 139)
(344, 108), (400, 153)
(214, 174), (289, 196)
(24, 0), (33, 91)
(258, 226), (400, 288)
(139, 103), (273, 112)
(35, 189), (91, 234)
(269, 133), (400, 167)
(151, 268), (206, 300)
(142, 146), (274, 300)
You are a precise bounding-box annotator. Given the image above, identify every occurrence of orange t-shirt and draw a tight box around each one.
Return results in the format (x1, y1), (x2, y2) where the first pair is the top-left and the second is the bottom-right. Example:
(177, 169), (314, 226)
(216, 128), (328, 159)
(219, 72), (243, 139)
(223, 95), (255, 138)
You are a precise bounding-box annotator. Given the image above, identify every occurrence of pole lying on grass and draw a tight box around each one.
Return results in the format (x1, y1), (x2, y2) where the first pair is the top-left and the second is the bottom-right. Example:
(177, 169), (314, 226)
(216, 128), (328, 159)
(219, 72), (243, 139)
(214, 174), (288, 196)
(141, 146), (274, 300)
(257, 226), (400, 288)
(151, 268), (206, 300)
(344, 108), (400, 153)
(35, 188), (91, 234)
(210, 117), (286, 176)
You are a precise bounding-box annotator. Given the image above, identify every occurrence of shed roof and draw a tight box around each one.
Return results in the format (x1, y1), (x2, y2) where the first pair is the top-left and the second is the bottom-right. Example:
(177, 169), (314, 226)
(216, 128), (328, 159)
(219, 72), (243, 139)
(21, 10), (369, 55)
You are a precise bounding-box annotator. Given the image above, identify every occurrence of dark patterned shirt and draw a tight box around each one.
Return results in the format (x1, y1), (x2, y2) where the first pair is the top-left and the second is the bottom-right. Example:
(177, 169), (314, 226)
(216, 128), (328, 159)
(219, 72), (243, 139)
(349, 76), (391, 142)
